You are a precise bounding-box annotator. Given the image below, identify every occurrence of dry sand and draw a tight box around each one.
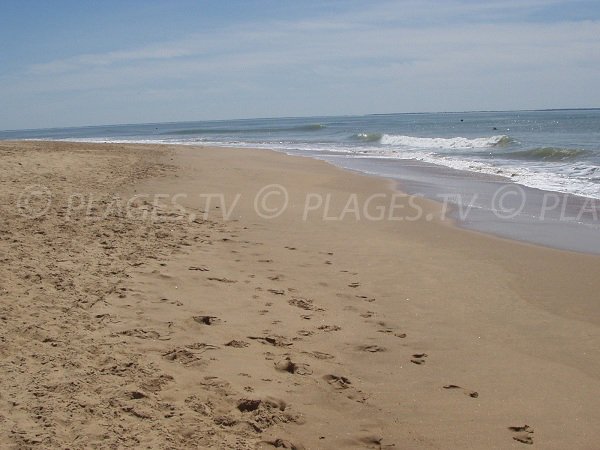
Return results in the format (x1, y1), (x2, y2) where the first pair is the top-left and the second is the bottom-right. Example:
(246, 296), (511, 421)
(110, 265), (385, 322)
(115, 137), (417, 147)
(1, 140), (599, 449)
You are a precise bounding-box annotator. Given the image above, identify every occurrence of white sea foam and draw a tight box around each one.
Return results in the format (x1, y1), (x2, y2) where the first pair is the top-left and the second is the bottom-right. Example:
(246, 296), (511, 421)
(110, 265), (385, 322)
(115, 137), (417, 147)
(380, 134), (510, 149)
(383, 150), (600, 199)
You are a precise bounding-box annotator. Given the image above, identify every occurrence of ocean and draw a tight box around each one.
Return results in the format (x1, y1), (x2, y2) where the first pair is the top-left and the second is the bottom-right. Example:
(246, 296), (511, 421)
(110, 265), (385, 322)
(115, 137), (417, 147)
(3, 109), (599, 199)
(2, 109), (600, 253)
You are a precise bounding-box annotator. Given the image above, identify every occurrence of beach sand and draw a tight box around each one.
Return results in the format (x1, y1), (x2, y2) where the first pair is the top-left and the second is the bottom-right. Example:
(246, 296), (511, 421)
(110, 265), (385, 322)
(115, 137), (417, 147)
(1, 140), (599, 449)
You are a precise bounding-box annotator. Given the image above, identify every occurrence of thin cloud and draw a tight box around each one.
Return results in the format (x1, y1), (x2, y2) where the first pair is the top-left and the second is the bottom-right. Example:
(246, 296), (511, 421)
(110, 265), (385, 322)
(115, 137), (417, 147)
(2, 0), (599, 128)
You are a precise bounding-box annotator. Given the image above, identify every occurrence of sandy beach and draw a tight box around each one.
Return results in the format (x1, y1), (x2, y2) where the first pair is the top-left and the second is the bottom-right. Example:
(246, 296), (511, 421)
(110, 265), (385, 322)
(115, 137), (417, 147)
(1, 140), (599, 449)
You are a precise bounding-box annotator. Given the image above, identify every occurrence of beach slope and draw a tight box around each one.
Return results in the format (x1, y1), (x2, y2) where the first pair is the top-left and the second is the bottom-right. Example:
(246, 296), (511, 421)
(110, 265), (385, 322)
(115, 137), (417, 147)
(1, 141), (599, 449)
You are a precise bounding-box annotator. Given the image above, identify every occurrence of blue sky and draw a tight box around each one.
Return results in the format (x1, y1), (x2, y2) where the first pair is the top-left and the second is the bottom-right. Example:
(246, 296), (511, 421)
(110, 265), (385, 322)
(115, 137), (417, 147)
(1, 0), (600, 130)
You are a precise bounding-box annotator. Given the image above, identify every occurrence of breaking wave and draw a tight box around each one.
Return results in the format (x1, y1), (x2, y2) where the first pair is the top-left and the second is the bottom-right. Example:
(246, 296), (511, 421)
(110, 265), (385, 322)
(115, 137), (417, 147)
(509, 147), (588, 161)
(379, 134), (513, 149)
(353, 132), (383, 142)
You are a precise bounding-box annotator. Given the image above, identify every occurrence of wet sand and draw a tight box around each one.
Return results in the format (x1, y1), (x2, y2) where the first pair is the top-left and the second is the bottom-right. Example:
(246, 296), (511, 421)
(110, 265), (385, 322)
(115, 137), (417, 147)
(1, 140), (599, 449)
(310, 153), (600, 255)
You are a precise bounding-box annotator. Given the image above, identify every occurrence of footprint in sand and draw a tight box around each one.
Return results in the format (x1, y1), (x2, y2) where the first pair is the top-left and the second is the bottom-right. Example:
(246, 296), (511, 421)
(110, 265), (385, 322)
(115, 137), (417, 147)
(508, 425), (534, 445)
(122, 405), (154, 420)
(188, 265), (209, 271)
(376, 321), (407, 338)
(118, 328), (164, 340)
(162, 348), (204, 366)
(225, 340), (250, 348)
(150, 270), (173, 280)
(268, 289), (285, 295)
(348, 282), (360, 288)
(356, 295), (376, 302)
(207, 276), (237, 283)
(274, 357), (312, 375)
(155, 298), (183, 306)
(323, 374), (368, 403)
(248, 335), (293, 347)
(324, 374), (352, 390)
(200, 376), (232, 394)
(411, 353), (428, 365)
(356, 434), (395, 449)
(302, 350), (335, 360)
(237, 398), (262, 412)
(193, 315), (221, 325)
(288, 297), (323, 311)
(297, 330), (313, 337)
(259, 438), (304, 450)
(377, 328), (406, 338)
(318, 325), (341, 332)
(140, 374), (174, 393)
(238, 397), (287, 413)
(185, 342), (219, 352)
(443, 384), (479, 398)
(357, 344), (386, 353)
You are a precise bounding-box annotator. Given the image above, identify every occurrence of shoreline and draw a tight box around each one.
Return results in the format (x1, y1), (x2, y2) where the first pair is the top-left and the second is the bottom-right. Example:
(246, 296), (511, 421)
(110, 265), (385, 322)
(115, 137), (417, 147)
(11, 138), (600, 255)
(1, 140), (599, 448)
(284, 149), (600, 255)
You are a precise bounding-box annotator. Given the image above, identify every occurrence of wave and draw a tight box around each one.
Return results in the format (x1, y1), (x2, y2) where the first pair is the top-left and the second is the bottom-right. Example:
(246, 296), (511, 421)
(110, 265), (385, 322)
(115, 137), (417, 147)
(164, 123), (326, 136)
(509, 147), (588, 161)
(353, 132), (383, 142)
(298, 124), (327, 131)
(380, 134), (512, 149)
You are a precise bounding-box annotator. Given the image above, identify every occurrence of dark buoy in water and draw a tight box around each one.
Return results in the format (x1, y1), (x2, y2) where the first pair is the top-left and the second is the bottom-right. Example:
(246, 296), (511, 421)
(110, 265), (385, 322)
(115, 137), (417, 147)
(460, 119), (464, 122)
(493, 127), (498, 130)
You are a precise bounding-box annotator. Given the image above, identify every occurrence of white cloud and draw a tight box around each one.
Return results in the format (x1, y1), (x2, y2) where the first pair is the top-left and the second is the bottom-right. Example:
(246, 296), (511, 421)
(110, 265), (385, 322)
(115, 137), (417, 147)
(1, 1), (599, 128)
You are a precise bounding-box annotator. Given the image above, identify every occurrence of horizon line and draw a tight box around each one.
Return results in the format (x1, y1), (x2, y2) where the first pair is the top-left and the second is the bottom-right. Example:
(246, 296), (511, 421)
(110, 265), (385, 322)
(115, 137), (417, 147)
(2, 107), (599, 134)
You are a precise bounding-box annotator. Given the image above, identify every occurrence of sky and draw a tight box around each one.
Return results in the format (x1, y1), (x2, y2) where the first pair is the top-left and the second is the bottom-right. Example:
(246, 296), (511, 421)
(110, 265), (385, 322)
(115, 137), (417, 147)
(1, 0), (600, 130)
